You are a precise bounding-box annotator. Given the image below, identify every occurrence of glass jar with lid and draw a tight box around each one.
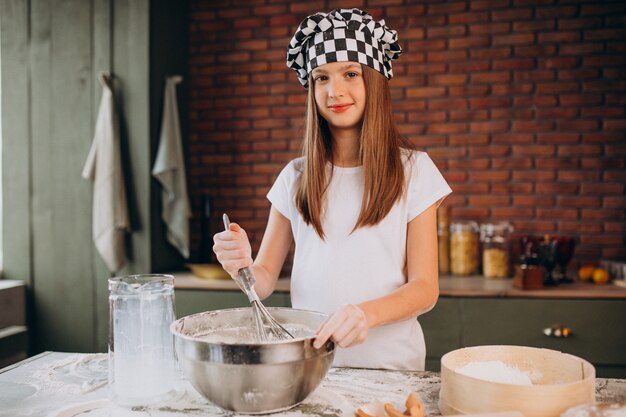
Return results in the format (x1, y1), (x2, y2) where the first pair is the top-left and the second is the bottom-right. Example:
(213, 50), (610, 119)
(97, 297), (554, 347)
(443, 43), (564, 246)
(480, 222), (514, 278)
(450, 221), (479, 275)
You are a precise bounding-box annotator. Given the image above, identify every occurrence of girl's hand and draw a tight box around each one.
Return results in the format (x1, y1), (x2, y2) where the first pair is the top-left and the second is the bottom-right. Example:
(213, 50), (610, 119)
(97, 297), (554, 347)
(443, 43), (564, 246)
(212, 223), (253, 280)
(313, 304), (369, 349)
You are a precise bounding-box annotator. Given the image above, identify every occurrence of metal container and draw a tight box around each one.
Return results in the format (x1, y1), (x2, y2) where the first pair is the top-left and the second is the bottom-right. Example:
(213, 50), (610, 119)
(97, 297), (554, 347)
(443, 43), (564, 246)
(171, 307), (335, 414)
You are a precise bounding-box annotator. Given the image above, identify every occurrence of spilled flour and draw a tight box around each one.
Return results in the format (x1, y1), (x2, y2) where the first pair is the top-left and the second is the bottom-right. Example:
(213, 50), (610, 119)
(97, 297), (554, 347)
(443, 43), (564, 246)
(32, 353), (108, 395)
(456, 360), (533, 385)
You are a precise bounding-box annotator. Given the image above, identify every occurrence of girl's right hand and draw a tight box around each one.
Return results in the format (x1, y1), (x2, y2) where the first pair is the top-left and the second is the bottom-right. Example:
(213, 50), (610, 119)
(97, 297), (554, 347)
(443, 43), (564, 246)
(212, 223), (253, 280)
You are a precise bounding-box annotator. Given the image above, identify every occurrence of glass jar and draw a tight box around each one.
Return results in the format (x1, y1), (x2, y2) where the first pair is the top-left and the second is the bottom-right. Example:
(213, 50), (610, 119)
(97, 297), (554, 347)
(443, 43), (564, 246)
(108, 274), (180, 406)
(437, 205), (451, 274)
(450, 221), (479, 275)
(480, 222), (513, 278)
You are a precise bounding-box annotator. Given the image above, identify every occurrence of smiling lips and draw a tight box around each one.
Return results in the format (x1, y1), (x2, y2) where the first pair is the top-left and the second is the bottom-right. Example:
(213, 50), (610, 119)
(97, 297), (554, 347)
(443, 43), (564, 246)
(328, 103), (353, 113)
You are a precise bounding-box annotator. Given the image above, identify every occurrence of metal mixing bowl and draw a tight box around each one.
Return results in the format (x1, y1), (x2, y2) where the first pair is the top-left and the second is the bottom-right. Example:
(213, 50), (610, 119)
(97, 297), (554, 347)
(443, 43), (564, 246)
(171, 307), (335, 413)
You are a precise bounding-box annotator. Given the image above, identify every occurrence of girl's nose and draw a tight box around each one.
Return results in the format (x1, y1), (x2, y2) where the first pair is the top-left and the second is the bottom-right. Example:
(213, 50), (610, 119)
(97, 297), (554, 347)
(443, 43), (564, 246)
(328, 79), (344, 98)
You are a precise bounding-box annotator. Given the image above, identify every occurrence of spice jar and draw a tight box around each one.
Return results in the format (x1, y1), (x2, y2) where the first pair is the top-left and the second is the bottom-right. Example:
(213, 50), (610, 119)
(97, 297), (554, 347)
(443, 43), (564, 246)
(480, 222), (513, 278)
(450, 221), (479, 275)
(437, 205), (450, 274)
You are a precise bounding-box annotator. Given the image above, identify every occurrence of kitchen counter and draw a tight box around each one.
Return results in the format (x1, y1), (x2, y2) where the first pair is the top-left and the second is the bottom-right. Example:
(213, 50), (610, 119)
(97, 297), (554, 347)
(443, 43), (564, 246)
(1, 351), (625, 417)
(174, 272), (626, 299)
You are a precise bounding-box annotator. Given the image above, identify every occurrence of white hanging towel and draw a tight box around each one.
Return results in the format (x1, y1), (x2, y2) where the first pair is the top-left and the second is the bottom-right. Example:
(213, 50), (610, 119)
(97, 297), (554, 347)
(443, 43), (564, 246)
(152, 76), (192, 258)
(82, 72), (129, 273)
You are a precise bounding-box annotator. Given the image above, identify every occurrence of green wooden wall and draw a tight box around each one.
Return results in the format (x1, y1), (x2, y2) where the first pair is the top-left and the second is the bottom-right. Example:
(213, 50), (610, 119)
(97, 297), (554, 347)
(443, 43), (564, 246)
(0, 0), (189, 353)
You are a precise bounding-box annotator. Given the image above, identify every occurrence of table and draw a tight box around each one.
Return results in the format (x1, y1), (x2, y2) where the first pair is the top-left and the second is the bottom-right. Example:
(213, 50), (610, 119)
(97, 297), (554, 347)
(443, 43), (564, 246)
(1, 352), (625, 417)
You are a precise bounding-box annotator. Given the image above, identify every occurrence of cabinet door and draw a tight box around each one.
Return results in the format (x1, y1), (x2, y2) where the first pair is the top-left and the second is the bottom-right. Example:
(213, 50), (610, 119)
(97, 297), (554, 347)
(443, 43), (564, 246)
(419, 298), (463, 371)
(175, 290), (291, 318)
(462, 298), (626, 367)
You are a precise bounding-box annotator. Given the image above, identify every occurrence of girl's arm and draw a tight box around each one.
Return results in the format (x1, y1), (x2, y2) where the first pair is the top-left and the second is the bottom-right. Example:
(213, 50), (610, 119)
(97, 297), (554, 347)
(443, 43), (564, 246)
(314, 203), (439, 348)
(213, 207), (293, 300)
(251, 207), (294, 299)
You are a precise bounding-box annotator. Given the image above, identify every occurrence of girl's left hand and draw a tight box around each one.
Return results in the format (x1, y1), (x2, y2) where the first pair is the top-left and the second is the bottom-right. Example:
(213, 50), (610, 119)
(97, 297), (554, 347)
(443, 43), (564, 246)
(313, 304), (369, 349)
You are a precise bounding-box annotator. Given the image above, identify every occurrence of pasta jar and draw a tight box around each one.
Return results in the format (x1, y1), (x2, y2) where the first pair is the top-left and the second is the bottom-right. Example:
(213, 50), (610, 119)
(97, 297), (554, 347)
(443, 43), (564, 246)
(450, 221), (479, 275)
(480, 222), (513, 279)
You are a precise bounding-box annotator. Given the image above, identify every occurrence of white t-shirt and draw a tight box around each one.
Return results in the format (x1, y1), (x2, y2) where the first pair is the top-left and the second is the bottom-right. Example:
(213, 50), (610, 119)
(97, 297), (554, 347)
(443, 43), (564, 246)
(267, 150), (452, 370)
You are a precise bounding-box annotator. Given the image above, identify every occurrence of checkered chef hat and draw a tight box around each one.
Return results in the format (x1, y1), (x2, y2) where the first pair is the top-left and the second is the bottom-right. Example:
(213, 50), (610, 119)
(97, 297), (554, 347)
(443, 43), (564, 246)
(286, 8), (402, 89)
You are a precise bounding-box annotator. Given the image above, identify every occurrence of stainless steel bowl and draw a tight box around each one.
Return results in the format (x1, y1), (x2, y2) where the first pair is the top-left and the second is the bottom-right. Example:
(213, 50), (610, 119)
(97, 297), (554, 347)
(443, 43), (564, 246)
(170, 307), (335, 414)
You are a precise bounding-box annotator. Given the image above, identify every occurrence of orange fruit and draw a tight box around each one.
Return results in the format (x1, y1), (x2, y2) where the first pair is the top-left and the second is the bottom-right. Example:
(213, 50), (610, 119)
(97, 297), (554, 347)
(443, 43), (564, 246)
(578, 265), (596, 281)
(592, 268), (609, 285)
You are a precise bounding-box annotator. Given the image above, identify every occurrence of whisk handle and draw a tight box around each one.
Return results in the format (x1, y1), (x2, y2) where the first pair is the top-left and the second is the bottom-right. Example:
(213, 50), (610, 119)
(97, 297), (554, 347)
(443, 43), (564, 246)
(223, 213), (258, 300)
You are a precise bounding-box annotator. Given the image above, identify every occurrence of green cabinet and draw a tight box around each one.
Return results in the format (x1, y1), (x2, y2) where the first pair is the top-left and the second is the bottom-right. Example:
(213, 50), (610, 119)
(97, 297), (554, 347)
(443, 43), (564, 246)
(420, 297), (626, 378)
(175, 289), (291, 319)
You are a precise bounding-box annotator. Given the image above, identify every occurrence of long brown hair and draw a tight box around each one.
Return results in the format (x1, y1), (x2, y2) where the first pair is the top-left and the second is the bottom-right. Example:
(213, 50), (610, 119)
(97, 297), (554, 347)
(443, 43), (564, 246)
(295, 65), (408, 239)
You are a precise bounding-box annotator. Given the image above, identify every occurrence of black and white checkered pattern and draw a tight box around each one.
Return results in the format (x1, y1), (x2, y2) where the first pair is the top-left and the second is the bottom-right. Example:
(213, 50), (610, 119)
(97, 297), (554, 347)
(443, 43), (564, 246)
(286, 9), (402, 89)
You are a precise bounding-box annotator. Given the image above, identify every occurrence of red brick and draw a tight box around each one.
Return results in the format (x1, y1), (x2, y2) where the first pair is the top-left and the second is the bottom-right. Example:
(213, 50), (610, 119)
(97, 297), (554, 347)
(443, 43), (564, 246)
(514, 95), (557, 107)
(537, 107), (578, 119)
(582, 209), (625, 221)
(427, 50), (468, 62)
(492, 183), (534, 194)
(471, 72), (511, 84)
(492, 8), (532, 21)
(428, 25), (467, 38)
(514, 44), (556, 57)
(427, 1), (467, 14)
(514, 195), (556, 207)
(492, 207), (533, 218)
(584, 28), (626, 41)
(538, 31), (581, 43)
(469, 22), (511, 35)
(469, 195), (511, 206)
(449, 85), (490, 97)
(513, 19), (555, 32)
(450, 110), (489, 122)
(557, 196), (601, 208)
(492, 133), (533, 145)
(537, 133), (580, 144)
(558, 222), (602, 234)
(605, 222), (626, 233)
(559, 43), (604, 56)
(428, 98), (469, 111)
(406, 86), (446, 99)
(449, 11), (489, 24)
(537, 208), (578, 220)
(535, 158), (579, 170)
(514, 70), (556, 82)
(448, 134), (489, 145)
(511, 221), (556, 233)
(492, 83), (533, 95)
(558, 170), (601, 181)
(493, 58), (535, 71)
(469, 145), (511, 157)
(408, 111), (446, 123)
(470, 170), (511, 182)
(449, 36), (490, 49)
(453, 183), (490, 193)
(469, 97), (513, 109)
(470, 121), (510, 133)
(492, 158), (532, 169)
(449, 61), (490, 72)
(512, 170), (556, 181)
(556, 119), (599, 131)
(536, 183), (579, 194)
(493, 33), (535, 46)
(470, 47), (512, 60)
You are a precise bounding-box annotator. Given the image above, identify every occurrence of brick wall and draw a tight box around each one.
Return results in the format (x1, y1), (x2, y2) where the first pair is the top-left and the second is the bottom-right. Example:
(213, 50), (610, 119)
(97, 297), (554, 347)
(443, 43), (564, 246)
(187, 0), (626, 272)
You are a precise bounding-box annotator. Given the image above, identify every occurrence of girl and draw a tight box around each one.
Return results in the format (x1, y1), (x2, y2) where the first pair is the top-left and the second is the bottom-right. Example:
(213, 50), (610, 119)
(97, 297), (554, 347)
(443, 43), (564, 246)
(213, 8), (452, 371)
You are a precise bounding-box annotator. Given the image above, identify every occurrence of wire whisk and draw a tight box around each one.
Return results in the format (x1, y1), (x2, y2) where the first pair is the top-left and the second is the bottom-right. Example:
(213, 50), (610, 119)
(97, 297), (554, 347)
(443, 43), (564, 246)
(222, 214), (294, 342)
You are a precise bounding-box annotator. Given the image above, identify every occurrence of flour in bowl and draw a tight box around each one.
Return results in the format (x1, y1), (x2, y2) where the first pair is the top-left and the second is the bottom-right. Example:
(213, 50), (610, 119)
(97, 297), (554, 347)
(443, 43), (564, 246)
(196, 323), (315, 344)
(455, 360), (533, 385)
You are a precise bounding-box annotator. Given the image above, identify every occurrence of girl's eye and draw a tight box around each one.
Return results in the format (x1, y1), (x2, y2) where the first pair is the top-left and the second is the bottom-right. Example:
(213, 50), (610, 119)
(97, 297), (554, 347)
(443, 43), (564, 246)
(314, 75), (328, 82)
(346, 72), (360, 78)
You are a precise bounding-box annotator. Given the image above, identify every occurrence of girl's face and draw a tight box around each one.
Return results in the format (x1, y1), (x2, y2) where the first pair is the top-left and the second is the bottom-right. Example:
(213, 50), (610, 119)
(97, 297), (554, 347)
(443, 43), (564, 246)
(311, 62), (366, 135)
